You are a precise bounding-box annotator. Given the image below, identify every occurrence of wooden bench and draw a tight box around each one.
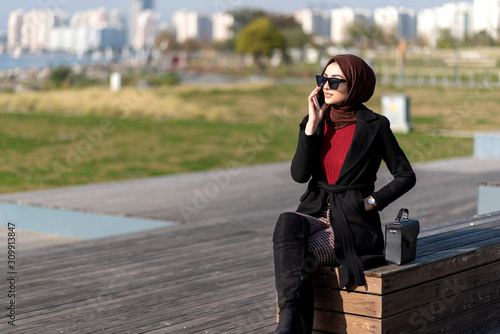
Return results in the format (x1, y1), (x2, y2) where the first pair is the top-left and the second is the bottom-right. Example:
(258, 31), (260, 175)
(310, 210), (500, 334)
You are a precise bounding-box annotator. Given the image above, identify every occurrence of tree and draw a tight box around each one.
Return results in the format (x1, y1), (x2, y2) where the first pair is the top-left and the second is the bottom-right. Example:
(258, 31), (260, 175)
(272, 14), (312, 49)
(227, 9), (303, 53)
(154, 29), (177, 53)
(344, 21), (387, 49)
(462, 30), (497, 47)
(282, 26), (313, 49)
(270, 13), (300, 30)
(48, 65), (73, 89)
(229, 8), (269, 37)
(436, 28), (454, 49)
(235, 17), (286, 70)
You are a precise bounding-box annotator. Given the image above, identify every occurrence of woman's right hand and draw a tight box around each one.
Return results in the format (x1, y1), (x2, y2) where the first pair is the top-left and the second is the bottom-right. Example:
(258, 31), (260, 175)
(305, 86), (324, 135)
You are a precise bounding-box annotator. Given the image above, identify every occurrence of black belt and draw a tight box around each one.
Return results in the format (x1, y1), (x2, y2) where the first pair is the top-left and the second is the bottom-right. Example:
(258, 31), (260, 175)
(318, 181), (369, 288)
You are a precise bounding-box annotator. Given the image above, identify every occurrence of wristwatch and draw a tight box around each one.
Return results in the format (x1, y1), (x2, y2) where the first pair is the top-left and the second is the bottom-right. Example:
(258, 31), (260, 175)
(367, 196), (376, 209)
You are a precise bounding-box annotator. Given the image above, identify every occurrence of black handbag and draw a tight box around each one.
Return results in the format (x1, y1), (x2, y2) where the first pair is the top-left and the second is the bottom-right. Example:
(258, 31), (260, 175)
(384, 208), (420, 265)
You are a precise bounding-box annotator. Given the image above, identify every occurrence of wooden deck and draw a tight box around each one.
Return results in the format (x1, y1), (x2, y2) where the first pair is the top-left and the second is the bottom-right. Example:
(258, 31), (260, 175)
(312, 211), (500, 333)
(1, 156), (500, 333)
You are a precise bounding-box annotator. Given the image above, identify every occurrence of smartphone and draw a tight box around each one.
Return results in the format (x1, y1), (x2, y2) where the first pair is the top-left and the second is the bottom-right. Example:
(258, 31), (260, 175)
(313, 82), (324, 110)
(313, 95), (320, 110)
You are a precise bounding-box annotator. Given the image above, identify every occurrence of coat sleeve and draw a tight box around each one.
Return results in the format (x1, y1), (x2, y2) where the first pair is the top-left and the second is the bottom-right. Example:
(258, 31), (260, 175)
(371, 117), (416, 211)
(290, 116), (323, 183)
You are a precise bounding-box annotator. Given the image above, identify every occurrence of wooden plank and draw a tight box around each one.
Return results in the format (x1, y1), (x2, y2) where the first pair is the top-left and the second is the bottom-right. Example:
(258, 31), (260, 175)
(314, 286), (382, 317)
(370, 239), (500, 294)
(126, 292), (275, 334)
(381, 280), (500, 333)
(313, 309), (381, 334)
(313, 266), (384, 295)
(313, 280), (500, 334)
(315, 260), (500, 319)
(418, 210), (500, 238)
(416, 220), (500, 256)
(313, 236), (500, 297)
(404, 299), (500, 334)
(313, 217), (500, 296)
(369, 230), (500, 278)
(381, 260), (500, 317)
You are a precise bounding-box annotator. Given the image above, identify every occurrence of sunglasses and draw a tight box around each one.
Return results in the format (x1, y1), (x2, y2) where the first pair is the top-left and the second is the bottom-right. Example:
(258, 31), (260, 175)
(316, 75), (347, 89)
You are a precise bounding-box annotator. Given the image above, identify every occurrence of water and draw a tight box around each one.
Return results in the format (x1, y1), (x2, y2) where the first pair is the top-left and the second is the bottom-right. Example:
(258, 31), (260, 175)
(0, 201), (176, 240)
(0, 54), (92, 71)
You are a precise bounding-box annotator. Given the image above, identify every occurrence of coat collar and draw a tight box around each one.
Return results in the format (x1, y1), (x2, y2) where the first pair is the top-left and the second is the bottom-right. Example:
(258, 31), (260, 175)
(336, 109), (378, 183)
(314, 108), (377, 134)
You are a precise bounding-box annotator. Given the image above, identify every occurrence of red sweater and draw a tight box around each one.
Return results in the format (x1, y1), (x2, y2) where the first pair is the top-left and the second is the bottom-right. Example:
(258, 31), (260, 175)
(320, 123), (356, 184)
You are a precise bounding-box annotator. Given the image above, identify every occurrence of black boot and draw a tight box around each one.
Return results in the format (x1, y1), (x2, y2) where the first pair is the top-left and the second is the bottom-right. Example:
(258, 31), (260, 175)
(273, 212), (315, 334)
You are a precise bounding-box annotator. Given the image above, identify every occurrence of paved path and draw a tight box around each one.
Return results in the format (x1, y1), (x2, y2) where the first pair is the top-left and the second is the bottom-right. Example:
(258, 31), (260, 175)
(1, 156), (499, 229)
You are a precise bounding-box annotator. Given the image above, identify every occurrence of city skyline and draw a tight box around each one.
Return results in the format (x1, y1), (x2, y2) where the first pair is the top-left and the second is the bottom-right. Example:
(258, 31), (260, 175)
(0, 0), (474, 31)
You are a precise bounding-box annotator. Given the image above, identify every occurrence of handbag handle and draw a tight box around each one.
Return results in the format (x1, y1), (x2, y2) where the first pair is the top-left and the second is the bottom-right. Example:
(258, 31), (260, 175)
(395, 208), (409, 224)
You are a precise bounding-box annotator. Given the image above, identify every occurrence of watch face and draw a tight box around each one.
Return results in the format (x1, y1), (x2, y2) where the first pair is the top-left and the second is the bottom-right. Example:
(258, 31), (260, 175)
(368, 197), (375, 205)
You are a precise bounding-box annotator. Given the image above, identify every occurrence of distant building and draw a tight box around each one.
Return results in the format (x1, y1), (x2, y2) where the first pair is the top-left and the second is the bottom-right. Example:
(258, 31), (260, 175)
(48, 8), (126, 54)
(374, 6), (399, 37)
(108, 9), (125, 29)
(197, 14), (213, 41)
(133, 9), (158, 50)
(212, 12), (234, 42)
(417, 2), (472, 47)
(417, 8), (440, 47)
(173, 10), (197, 43)
(49, 26), (126, 55)
(473, 0), (500, 39)
(8, 2), (499, 56)
(330, 7), (371, 44)
(130, 0), (154, 47)
(101, 28), (126, 50)
(172, 10), (233, 43)
(294, 8), (331, 42)
(48, 27), (72, 53)
(172, 10), (214, 43)
(7, 9), (66, 54)
(437, 2), (472, 39)
(71, 7), (109, 29)
(23, 9), (53, 53)
(7, 9), (24, 53)
(373, 6), (417, 41)
(398, 8), (417, 41)
(0, 31), (7, 54)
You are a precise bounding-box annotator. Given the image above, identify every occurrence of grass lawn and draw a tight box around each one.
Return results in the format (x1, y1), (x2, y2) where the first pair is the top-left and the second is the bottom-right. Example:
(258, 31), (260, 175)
(1, 82), (496, 194)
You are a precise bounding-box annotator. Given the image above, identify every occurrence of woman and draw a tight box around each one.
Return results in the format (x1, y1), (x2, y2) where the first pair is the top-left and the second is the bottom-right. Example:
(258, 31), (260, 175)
(273, 54), (416, 334)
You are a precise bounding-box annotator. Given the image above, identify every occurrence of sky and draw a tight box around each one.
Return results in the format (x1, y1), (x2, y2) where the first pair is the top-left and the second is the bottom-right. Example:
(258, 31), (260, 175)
(0, 0), (473, 31)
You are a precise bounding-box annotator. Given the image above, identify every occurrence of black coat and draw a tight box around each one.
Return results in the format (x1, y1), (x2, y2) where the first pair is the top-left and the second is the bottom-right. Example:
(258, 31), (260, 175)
(291, 108), (416, 260)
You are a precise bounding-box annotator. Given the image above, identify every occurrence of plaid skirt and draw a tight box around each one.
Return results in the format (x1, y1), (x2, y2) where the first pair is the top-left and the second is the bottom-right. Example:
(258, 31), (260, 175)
(296, 207), (335, 266)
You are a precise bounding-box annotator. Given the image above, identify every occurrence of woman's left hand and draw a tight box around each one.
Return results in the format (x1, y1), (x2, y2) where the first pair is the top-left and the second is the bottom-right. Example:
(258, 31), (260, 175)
(364, 198), (374, 211)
